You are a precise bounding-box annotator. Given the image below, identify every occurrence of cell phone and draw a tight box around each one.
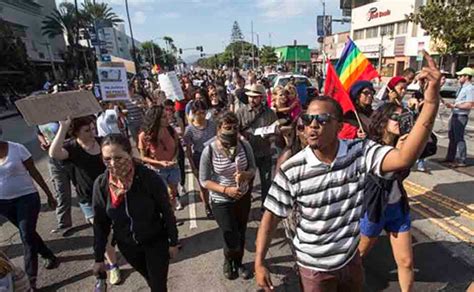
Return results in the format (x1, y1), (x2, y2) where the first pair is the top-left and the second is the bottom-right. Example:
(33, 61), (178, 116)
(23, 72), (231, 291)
(399, 112), (414, 136)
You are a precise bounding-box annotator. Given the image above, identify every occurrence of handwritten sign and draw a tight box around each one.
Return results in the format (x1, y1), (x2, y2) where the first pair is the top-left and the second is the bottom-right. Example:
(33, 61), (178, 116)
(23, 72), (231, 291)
(97, 62), (130, 101)
(158, 71), (184, 101)
(15, 91), (102, 126)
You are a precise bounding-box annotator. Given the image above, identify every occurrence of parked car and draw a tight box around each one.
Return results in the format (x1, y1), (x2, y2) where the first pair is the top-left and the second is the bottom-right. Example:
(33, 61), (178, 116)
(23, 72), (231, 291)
(272, 74), (318, 106)
(407, 71), (459, 98)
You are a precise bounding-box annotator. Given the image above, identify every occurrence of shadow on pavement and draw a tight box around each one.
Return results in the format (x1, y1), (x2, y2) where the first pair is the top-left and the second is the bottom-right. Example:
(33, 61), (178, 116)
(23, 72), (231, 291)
(432, 180), (474, 205)
(429, 145), (474, 177)
(363, 235), (473, 292)
(1, 236), (94, 259)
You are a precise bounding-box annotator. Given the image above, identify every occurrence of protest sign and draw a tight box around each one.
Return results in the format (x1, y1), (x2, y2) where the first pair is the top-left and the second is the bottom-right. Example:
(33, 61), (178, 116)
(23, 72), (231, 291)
(15, 91), (102, 126)
(97, 62), (130, 101)
(158, 71), (184, 101)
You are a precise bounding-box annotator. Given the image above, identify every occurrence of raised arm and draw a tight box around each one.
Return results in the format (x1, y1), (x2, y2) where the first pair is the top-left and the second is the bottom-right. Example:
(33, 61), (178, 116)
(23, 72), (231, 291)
(49, 119), (70, 160)
(381, 51), (441, 173)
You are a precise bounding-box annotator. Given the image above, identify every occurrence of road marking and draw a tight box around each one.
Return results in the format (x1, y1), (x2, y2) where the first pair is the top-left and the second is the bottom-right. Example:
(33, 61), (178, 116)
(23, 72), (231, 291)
(186, 171), (198, 229)
(409, 197), (474, 237)
(410, 201), (473, 244)
(404, 180), (474, 219)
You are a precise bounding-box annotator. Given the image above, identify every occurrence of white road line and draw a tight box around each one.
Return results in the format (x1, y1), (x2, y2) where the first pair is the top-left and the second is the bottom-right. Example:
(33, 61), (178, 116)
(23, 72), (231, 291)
(186, 171), (198, 229)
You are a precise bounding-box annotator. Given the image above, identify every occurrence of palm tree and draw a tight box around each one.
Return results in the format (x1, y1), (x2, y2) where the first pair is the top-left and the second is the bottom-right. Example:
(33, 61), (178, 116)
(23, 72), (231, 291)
(41, 2), (79, 47)
(81, 0), (123, 26)
(163, 36), (177, 53)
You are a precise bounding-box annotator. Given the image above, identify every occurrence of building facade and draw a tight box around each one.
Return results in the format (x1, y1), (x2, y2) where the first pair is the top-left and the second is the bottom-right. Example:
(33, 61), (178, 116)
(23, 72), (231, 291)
(0, 0), (66, 80)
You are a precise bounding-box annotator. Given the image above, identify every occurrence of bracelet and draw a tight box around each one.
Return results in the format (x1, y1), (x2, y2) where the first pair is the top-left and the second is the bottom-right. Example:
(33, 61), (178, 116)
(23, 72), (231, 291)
(223, 187), (227, 194)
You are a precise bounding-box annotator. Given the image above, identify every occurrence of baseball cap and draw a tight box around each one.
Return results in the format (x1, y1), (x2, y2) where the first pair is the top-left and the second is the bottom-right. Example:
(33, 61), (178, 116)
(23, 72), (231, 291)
(456, 67), (474, 77)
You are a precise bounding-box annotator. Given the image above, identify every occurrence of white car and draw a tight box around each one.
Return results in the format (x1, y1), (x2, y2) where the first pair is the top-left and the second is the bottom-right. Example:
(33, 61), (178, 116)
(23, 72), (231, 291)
(407, 71), (459, 98)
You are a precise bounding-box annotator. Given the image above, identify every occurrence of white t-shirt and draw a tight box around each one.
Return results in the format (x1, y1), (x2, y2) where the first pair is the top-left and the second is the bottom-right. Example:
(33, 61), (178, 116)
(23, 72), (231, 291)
(0, 142), (37, 200)
(96, 109), (121, 137)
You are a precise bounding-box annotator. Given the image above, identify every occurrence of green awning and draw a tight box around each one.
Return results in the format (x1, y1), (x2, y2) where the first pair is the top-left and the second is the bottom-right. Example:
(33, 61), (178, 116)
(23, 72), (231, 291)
(275, 46), (311, 63)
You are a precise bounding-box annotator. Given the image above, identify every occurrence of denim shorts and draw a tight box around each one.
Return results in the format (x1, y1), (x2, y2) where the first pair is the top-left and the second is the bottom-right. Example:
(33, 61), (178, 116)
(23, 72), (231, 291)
(360, 201), (411, 237)
(78, 202), (94, 220)
(156, 166), (181, 186)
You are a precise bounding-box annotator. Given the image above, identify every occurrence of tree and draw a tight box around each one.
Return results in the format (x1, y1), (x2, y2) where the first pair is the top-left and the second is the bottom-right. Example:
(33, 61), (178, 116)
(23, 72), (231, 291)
(260, 46), (278, 65)
(230, 21), (244, 43)
(42, 2), (79, 47)
(81, 0), (123, 26)
(0, 19), (38, 91)
(163, 36), (177, 53)
(408, 0), (473, 72)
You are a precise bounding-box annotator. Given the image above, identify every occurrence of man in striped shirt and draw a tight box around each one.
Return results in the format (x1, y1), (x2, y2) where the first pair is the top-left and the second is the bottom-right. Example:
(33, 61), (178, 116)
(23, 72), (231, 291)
(255, 52), (442, 291)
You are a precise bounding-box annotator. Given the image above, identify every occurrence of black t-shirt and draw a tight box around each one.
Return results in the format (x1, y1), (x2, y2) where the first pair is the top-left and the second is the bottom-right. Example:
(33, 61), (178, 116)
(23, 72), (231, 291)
(64, 138), (105, 203)
(234, 88), (249, 104)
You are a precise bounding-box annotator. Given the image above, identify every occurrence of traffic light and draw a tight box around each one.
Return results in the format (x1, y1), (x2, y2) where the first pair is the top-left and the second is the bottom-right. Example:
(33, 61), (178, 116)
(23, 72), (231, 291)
(196, 46), (203, 52)
(179, 48), (183, 54)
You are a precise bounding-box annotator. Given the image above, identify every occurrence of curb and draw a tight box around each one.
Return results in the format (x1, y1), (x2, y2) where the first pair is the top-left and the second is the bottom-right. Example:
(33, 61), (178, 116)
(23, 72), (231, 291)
(0, 112), (20, 121)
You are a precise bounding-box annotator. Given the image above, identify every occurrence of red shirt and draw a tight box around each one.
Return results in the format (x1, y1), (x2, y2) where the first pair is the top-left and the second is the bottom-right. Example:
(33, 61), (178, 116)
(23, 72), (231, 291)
(175, 99), (187, 112)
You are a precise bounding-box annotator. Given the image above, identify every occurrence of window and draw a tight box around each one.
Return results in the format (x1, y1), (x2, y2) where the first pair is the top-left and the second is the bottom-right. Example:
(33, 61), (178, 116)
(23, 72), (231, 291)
(353, 29), (364, 40)
(366, 26), (379, 38)
(380, 24), (394, 36)
(397, 21), (408, 35)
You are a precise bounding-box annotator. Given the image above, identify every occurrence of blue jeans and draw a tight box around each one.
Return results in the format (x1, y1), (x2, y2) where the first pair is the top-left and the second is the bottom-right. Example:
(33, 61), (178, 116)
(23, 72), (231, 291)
(0, 193), (55, 287)
(48, 158), (72, 228)
(447, 114), (468, 163)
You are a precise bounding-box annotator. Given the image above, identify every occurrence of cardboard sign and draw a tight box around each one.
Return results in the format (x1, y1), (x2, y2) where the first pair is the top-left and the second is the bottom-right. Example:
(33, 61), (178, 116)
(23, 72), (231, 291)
(15, 91), (102, 126)
(158, 71), (184, 101)
(97, 62), (130, 101)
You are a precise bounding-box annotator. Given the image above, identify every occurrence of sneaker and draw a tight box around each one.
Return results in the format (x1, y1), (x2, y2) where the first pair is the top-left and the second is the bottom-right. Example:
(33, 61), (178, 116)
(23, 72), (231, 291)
(175, 199), (184, 211)
(43, 255), (59, 269)
(94, 278), (107, 292)
(452, 162), (468, 168)
(237, 264), (253, 280)
(205, 206), (214, 219)
(416, 160), (426, 172)
(223, 259), (237, 280)
(108, 265), (121, 285)
(51, 225), (72, 235)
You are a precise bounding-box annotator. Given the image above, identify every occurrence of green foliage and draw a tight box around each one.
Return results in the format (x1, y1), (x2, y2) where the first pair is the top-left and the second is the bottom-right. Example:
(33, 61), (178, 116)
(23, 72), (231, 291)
(408, 0), (474, 55)
(41, 2), (79, 47)
(140, 41), (176, 68)
(0, 19), (38, 91)
(230, 21), (244, 43)
(260, 46), (278, 65)
(81, 0), (123, 26)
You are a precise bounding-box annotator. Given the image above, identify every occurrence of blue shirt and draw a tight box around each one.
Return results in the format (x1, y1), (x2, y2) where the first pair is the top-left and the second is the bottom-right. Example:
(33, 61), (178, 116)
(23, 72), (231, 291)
(453, 82), (474, 115)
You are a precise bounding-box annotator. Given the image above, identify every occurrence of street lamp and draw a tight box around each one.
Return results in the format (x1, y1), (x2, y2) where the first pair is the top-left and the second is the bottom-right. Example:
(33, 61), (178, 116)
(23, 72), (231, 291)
(125, 0), (138, 72)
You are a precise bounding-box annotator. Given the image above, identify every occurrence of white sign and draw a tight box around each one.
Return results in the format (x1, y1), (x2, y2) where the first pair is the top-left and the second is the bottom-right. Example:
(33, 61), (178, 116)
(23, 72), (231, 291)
(97, 62), (130, 101)
(158, 71), (184, 101)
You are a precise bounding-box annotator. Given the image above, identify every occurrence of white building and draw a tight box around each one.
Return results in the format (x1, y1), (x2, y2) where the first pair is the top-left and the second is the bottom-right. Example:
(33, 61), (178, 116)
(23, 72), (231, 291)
(350, 0), (432, 77)
(79, 23), (141, 62)
(0, 0), (66, 79)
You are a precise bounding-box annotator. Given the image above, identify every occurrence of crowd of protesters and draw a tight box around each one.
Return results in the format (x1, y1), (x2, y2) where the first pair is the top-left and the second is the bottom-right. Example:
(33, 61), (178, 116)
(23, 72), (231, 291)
(1, 52), (473, 292)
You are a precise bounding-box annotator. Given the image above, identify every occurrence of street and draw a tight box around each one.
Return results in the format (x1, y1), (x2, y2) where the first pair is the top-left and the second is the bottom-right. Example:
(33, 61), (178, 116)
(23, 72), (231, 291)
(1, 114), (473, 291)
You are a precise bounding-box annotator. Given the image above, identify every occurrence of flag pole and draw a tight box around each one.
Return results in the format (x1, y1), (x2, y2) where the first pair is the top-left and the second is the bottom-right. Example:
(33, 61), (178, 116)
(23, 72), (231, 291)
(352, 108), (365, 135)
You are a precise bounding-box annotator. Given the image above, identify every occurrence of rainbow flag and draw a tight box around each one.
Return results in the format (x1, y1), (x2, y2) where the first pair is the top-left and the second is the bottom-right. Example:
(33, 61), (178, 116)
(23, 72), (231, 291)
(335, 38), (379, 91)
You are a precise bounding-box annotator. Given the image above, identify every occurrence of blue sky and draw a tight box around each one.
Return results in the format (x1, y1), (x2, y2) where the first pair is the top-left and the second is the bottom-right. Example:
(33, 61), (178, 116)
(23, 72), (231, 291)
(57, 0), (349, 58)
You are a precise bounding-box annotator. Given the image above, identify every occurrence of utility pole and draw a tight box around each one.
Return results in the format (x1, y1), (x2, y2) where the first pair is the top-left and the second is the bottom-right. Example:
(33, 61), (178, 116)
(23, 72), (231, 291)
(125, 0), (138, 72)
(269, 33), (272, 47)
(378, 32), (385, 74)
(322, 0), (326, 80)
(151, 41), (156, 65)
(294, 40), (298, 73)
(251, 20), (255, 70)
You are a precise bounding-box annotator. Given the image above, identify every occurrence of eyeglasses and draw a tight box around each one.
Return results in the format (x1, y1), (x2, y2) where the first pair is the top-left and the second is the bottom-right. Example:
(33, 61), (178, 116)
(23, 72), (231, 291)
(389, 113), (401, 122)
(301, 113), (336, 126)
(221, 124), (239, 131)
(361, 90), (375, 96)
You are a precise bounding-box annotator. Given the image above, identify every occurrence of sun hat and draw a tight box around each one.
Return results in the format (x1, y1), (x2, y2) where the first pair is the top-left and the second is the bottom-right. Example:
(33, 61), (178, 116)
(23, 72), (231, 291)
(245, 84), (266, 97)
(456, 67), (474, 77)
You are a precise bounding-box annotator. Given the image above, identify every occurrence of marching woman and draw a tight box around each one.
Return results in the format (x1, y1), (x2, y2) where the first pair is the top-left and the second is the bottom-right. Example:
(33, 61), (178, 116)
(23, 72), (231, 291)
(183, 100), (216, 218)
(49, 116), (121, 285)
(359, 103), (414, 292)
(93, 134), (178, 292)
(138, 105), (183, 211)
(199, 112), (256, 280)
(0, 126), (58, 290)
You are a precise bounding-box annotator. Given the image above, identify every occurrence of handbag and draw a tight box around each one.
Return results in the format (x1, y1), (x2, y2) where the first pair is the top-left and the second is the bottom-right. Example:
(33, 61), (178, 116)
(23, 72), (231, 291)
(419, 133), (438, 159)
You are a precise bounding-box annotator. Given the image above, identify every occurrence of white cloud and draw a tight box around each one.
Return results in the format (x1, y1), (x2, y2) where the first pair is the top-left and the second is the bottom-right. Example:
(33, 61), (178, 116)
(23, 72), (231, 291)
(257, 0), (314, 19)
(132, 11), (147, 24)
(160, 12), (180, 19)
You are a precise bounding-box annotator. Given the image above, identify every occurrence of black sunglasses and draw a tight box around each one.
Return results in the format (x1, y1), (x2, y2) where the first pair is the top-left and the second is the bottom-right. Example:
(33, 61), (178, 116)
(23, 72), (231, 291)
(361, 90), (375, 96)
(389, 113), (401, 122)
(301, 113), (335, 126)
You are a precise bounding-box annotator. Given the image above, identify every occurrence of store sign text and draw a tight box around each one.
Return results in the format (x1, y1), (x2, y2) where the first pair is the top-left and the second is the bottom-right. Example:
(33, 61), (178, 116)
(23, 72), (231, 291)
(367, 7), (391, 21)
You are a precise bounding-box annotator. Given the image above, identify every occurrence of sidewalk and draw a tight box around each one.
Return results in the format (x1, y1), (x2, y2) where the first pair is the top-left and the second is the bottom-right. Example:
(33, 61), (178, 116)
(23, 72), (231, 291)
(0, 108), (19, 120)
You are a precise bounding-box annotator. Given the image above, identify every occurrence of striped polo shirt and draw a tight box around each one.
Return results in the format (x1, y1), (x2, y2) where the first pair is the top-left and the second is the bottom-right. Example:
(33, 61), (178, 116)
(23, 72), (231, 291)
(199, 139), (256, 203)
(264, 139), (393, 272)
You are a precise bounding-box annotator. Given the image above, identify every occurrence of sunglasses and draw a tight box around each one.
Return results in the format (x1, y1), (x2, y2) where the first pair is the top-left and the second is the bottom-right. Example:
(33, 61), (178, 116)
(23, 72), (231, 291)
(389, 113), (401, 122)
(361, 90), (375, 96)
(301, 113), (335, 126)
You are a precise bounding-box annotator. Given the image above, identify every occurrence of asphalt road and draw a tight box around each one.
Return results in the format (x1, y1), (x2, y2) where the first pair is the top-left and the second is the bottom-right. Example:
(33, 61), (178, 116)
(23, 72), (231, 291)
(0, 115), (473, 291)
